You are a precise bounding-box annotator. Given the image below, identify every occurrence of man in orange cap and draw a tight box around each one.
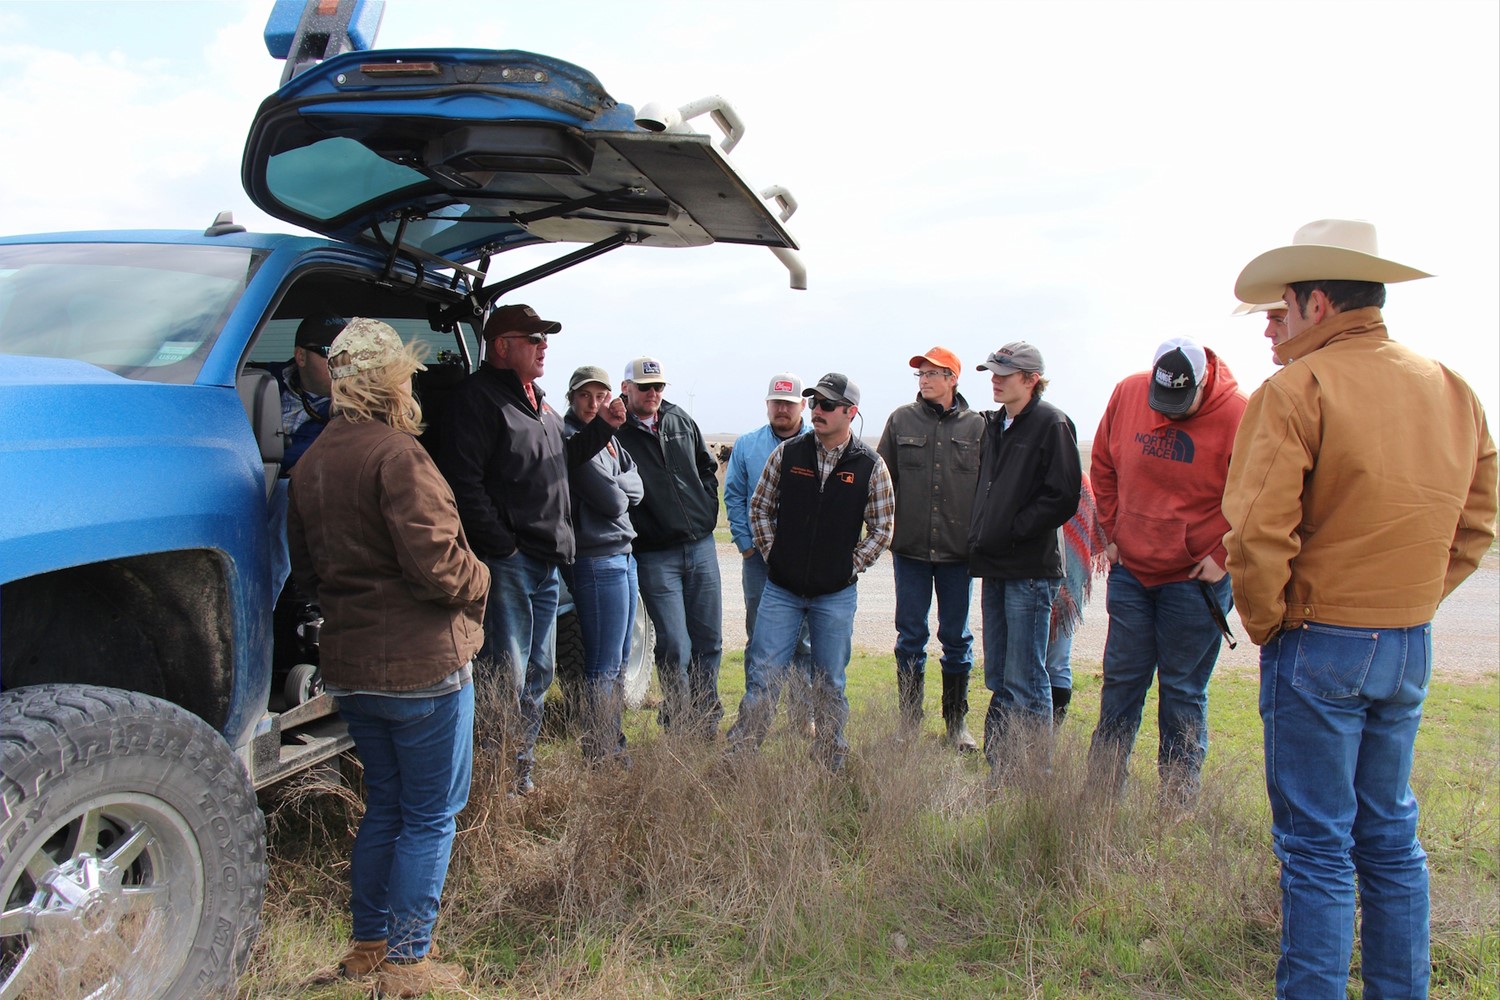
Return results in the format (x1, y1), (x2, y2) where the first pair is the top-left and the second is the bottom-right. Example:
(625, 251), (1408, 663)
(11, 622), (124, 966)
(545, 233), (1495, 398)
(876, 346), (984, 751)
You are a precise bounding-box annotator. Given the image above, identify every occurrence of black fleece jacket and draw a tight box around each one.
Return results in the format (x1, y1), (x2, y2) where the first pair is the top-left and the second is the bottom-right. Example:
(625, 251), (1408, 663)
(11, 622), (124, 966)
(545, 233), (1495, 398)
(438, 364), (611, 564)
(614, 400), (719, 551)
(967, 395), (1082, 579)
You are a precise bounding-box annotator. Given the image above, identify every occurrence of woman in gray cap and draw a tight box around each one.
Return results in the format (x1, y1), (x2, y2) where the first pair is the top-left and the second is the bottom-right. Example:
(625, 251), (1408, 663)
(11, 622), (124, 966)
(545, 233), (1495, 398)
(563, 364), (645, 765)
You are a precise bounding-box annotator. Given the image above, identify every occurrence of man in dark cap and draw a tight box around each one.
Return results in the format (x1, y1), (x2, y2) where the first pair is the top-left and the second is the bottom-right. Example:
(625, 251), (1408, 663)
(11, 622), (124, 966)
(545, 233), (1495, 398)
(1085, 335), (1246, 807)
(279, 315), (345, 472)
(726, 373), (894, 770)
(439, 303), (624, 795)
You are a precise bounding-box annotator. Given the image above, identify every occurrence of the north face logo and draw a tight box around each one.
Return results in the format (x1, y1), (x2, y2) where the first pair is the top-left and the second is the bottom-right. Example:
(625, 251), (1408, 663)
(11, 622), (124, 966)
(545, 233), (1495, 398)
(1133, 427), (1195, 464)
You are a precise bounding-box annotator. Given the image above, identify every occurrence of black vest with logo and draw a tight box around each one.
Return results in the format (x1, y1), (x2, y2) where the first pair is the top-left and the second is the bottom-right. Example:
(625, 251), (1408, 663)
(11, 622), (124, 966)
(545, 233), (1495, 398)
(767, 433), (876, 597)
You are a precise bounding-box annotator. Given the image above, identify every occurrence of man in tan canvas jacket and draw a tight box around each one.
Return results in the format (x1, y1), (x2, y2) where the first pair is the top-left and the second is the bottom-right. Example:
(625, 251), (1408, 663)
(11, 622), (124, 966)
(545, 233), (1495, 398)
(1222, 218), (1497, 999)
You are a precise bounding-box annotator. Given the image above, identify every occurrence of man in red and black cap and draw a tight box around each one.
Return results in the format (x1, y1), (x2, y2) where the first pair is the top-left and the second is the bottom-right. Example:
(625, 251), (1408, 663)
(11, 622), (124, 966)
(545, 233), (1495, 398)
(439, 303), (624, 795)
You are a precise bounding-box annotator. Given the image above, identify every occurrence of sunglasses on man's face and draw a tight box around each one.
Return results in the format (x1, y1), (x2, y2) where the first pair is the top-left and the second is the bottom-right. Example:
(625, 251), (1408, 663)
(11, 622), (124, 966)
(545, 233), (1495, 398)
(633, 383), (666, 394)
(500, 332), (548, 345)
(301, 344), (331, 357)
(812, 398), (846, 412)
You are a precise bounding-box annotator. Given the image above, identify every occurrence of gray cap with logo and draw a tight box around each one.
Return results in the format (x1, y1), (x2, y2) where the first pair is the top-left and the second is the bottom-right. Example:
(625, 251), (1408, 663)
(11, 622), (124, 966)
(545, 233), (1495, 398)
(976, 341), (1045, 376)
(803, 372), (860, 407)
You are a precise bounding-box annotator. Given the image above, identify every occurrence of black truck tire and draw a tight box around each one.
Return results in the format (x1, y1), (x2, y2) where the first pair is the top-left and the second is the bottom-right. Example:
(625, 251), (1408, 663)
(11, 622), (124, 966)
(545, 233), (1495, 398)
(0, 684), (267, 999)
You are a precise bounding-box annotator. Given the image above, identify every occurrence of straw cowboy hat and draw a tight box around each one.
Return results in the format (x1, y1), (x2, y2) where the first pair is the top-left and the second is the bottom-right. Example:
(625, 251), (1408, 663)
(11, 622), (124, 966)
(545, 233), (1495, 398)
(1234, 219), (1432, 304)
(1230, 300), (1285, 316)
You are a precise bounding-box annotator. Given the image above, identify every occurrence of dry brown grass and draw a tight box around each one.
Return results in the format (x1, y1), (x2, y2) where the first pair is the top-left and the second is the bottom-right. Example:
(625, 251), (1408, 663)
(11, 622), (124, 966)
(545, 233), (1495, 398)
(240, 675), (1497, 998)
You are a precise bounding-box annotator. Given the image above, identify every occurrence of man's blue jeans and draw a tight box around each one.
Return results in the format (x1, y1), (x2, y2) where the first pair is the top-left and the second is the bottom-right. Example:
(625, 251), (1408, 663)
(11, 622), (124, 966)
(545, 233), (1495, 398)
(635, 534), (723, 736)
(892, 554), (975, 677)
(569, 552), (637, 761)
(728, 579), (857, 769)
(1088, 563), (1231, 796)
(743, 549), (813, 719)
(338, 682), (473, 961)
(1261, 621), (1432, 1000)
(481, 551), (559, 770)
(979, 577), (1059, 765)
(1045, 629), (1073, 690)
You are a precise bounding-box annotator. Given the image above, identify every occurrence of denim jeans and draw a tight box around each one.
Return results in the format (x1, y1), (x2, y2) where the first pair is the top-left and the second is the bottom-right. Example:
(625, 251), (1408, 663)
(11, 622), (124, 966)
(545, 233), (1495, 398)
(1088, 564), (1231, 796)
(635, 534), (723, 735)
(892, 554), (975, 678)
(979, 577), (1059, 766)
(1044, 629), (1072, 689)
(338, 682), (473, 960)
(743, 549), (813, 718)
(569, 552), (637, 760)
(728, 579), (857, 769)
(480, 551), (560, 769)
(1261, 621), (1432, 999)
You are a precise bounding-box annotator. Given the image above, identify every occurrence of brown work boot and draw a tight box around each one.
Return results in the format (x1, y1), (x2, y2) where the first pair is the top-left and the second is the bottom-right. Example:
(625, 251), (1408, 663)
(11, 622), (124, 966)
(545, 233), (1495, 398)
(374, 955), (468, 997)
(306, 938), (387, 984)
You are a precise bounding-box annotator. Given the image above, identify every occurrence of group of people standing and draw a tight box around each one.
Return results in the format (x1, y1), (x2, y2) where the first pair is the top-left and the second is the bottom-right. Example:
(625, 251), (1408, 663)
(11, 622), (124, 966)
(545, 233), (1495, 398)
(281, 217), (1495, 998)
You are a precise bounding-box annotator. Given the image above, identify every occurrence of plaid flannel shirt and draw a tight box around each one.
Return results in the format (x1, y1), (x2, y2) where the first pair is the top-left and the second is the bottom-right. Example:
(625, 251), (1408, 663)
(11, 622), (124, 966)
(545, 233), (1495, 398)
(750, 434), (894, 576)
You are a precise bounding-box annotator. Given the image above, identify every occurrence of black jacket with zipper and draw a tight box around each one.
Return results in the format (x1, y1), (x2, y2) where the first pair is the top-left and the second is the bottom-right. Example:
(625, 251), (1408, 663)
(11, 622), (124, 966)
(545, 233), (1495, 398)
(438, 364), (611, 563)
(614, 399), (719, 551)
(967, 395), (1081, 579)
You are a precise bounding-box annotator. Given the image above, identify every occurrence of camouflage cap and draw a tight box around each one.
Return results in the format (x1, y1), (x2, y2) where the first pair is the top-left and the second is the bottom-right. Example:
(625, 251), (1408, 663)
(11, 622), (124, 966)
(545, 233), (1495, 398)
(328, 317), (421, 379)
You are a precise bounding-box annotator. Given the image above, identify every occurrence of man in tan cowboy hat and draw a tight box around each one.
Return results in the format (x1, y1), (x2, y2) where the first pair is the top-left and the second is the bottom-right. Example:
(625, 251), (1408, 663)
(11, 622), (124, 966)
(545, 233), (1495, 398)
(1230, 300), (1288, 361)
(1223, 219), (1497, 998)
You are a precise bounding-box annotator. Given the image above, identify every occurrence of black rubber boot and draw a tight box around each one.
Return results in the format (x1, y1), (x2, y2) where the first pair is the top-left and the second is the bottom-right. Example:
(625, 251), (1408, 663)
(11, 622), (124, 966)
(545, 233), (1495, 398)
(1051, 685), (1072, 727)
(896, 663), (925, 732)
(940, 672), (978, 754)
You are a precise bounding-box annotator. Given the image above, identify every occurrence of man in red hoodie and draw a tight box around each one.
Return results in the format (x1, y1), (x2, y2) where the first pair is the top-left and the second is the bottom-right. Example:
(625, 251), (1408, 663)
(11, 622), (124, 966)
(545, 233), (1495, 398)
(1086, 336), (1246, 806)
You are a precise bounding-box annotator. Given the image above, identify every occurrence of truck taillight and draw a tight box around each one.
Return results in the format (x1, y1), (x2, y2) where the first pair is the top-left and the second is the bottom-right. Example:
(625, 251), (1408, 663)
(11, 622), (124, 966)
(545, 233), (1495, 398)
(359, 61), (440, 77)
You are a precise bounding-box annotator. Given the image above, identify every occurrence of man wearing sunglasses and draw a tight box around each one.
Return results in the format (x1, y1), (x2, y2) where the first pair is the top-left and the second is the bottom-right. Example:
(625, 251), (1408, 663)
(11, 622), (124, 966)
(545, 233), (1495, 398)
(278, 314), (344, 472)
(439, 303), (624, 795)
(969, 342), (1081, 779)
(614, 357), (725, 739)
(727, 373), (894, 771)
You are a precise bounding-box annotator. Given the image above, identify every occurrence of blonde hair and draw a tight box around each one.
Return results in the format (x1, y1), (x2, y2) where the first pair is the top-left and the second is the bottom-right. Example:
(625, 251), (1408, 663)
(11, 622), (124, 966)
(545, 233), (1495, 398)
(330, 340), (429, 436)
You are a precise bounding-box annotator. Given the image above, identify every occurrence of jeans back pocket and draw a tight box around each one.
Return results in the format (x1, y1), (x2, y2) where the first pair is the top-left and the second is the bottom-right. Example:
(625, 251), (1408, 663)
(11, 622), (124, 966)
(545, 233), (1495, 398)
(1291, 622), (1378, 700)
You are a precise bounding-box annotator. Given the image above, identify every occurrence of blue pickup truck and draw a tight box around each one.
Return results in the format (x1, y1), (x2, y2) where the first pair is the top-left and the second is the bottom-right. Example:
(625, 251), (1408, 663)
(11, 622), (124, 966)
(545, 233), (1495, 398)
(0, 3), (802, 995)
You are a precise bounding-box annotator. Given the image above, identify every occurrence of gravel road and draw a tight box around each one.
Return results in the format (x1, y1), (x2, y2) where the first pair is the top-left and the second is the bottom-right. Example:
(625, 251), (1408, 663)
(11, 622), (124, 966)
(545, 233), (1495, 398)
(716, 544), (1499, 681)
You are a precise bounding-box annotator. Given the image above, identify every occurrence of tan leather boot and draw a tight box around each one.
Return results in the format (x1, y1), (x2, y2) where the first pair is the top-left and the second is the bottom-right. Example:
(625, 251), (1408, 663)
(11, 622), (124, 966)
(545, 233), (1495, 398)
(374, 955), (468, 997)
(306, 938), (387, 984)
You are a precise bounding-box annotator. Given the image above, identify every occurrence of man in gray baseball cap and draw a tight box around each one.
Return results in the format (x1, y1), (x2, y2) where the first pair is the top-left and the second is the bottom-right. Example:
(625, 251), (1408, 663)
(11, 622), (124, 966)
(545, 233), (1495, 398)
(968, 341), (1081, 779)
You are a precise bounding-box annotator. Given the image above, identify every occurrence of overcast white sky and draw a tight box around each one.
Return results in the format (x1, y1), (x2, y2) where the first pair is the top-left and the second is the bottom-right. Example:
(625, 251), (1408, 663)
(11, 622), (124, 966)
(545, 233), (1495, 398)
(1, 0), (1495, 439)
